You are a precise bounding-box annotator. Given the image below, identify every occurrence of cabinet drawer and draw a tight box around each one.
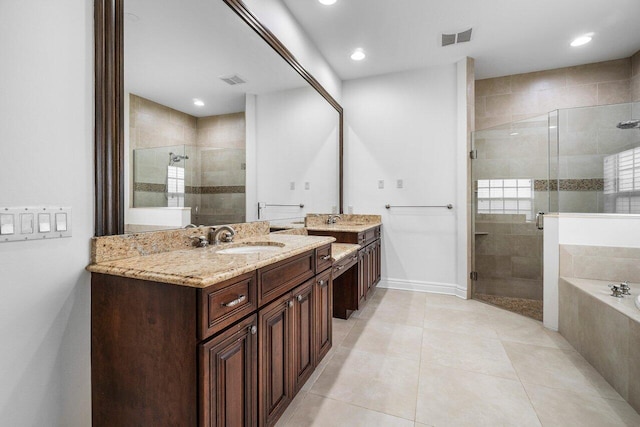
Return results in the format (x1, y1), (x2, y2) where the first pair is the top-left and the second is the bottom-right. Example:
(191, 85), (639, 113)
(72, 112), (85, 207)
(198, 271), (257, 340)
(315, 244), (333, 273)
(258, 250), (315, 307)
(332, 252), (358, 278)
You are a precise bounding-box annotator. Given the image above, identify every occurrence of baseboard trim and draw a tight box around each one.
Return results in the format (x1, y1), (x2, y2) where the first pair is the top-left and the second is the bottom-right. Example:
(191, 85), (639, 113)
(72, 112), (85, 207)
(455, 286), (468, 300)
(378, 278), (458, 296)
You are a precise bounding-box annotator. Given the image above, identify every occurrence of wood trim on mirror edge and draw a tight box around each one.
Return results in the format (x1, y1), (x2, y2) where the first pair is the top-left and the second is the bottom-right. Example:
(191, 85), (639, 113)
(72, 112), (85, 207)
(94, 0), (344, 237)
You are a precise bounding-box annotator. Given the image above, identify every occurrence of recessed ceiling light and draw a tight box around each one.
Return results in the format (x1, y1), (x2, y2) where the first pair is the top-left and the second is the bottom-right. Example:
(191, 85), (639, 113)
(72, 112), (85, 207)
(350, 48), (366, 61)
(570, 33), (593, 47)
(510, 132), (519, 136)
(549, 125), (557, 129)
(193, 99), (205, 107)
(319, 0), (337, 5)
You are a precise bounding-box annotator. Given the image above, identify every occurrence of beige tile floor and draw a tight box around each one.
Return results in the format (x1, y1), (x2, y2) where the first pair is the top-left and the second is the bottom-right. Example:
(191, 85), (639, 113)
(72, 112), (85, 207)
(275, 288), (640, 427)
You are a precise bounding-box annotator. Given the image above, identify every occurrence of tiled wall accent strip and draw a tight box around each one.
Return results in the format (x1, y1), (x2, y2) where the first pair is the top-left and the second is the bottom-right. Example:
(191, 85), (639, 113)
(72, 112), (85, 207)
(133, 183), (246, 194)
(533, 179), (604, 191)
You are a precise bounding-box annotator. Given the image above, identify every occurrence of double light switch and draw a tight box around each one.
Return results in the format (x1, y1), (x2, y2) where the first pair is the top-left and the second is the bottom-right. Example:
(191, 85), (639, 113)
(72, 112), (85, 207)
(0, 207), (72, 242)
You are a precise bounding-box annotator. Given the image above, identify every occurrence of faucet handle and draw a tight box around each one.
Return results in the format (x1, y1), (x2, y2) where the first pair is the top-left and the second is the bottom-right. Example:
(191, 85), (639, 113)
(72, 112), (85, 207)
(609, 285), (623, 298)
(220, 231), (234, 243)
(190, 235), (209, 248)
(620, 282), (631, 295)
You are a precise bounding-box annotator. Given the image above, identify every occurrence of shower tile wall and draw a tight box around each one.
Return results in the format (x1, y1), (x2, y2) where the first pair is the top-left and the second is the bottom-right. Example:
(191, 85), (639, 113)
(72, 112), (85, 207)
(475, 214), (543, 301)
(195, 113), (246, 225)
(129, 94), (198, 208)
(632, 50), (640, 102)
(476, 57), (633, 131)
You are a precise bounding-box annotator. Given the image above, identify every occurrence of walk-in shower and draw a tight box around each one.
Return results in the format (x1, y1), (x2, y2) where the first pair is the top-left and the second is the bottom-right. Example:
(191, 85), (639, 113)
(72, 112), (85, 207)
(471, 101), (640, 320)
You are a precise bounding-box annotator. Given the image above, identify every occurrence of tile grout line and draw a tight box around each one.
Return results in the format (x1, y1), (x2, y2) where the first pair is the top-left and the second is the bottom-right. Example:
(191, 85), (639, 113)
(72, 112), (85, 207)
(305, 391), (417, 423)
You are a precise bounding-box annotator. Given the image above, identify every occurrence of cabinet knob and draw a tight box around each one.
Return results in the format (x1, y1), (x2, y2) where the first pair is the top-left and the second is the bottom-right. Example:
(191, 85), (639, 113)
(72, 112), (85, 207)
(248, 325), (257, 335)
(288, 300), (294, 308)
(318, 279), (328, 288)
(297, 294), (304, 302)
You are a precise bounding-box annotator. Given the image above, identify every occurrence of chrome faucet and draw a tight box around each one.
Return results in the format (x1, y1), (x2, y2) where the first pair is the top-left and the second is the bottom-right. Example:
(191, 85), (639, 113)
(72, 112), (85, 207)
(184, 224), (198, 229)
(209, 225), (236, 245)
(326, 214), (342, 224)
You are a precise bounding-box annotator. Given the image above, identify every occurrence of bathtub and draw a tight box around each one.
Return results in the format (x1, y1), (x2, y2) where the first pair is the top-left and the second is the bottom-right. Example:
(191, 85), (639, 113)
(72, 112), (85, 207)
(559, 277), (640, 413)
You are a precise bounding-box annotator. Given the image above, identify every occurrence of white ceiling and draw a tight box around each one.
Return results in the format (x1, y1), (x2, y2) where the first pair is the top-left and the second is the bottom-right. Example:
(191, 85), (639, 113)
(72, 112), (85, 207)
(282, 0), (640, 81)
(124, 0), (307, 117)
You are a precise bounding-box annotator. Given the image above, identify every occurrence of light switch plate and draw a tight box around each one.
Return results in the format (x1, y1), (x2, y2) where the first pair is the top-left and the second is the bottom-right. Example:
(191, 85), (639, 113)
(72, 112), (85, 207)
(397, 179), (404, 189)
(378, 180), (384, 189)
(289, 182), (295, 190)
(305, 182), (310, 190)
(0, 207), (72, 242)
(1, 213), (15, 235)
(20, 213), (34, 234)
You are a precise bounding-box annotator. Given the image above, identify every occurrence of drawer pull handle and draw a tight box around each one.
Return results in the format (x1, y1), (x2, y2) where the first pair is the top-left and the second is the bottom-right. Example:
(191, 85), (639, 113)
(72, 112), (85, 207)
(221, 294), (246, 307)
(248, 325), (257, 335)
(335, 265), (345, 271)
(321, 254), (331, 261)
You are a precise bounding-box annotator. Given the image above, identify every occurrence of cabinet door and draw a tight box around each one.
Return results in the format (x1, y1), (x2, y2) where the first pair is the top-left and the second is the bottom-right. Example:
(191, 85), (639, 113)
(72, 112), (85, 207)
(358, 249), (367, 303)
(375, 240), (382, 285)
(292, 279), (315, 392)
(200, 315), (257, 427)
(259, 294), (293, 427)
(315, 270), (332, 364)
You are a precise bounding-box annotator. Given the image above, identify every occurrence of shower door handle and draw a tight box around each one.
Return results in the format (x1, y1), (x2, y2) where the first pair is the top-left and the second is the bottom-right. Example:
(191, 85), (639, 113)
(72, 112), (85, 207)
(535, 212), (545, 230)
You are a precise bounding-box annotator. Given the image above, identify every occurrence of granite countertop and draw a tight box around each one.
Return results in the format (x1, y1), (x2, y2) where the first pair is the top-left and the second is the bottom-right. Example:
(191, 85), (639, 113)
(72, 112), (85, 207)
(305, 213), (382, 233)
(306, 223), (382, 233)
(561, 277), (640, 323)
(332, 243), (361, 262)
(88, 233), (335, 289)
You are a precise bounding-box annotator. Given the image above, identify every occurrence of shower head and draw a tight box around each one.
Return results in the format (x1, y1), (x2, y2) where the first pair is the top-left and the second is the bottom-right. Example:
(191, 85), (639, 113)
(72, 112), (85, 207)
(617, 120), (640, 130)
(169, 152), (190, 163)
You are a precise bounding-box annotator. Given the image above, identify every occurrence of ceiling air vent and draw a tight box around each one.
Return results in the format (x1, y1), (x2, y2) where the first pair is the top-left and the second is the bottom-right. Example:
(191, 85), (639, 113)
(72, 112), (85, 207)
(441, 33), (456, 47)
(441, 28), (473, 47)
(219, 74), (246, 85)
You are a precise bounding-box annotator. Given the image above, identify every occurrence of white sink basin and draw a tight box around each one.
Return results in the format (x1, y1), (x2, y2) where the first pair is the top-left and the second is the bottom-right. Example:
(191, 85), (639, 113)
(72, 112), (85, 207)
(216, 242), (285, 255)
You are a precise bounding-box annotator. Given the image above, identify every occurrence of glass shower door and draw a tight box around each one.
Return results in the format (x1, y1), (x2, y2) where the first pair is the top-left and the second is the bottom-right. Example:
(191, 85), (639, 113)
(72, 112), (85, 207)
(471, 114), (550, 321)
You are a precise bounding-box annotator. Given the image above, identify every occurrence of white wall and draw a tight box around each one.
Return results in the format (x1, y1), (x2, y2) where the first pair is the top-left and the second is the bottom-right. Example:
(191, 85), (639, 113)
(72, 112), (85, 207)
(253, 86), (339, 221)
(343, 65), (463, 294)
(242, 0), (342, 102)
(0, 0), (93, 425)
(544, 214), (640, 330)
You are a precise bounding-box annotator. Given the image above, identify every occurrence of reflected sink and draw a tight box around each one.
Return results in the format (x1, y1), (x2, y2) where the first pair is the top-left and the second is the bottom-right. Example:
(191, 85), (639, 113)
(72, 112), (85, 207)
(216, 242), (285, 255)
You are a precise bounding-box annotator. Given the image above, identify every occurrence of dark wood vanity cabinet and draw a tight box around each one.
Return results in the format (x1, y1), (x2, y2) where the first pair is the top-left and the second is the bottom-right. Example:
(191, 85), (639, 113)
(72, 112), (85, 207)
(309, 226), (381, 318)
(258, 248), (333, 426)
(92, 245), (333, 427)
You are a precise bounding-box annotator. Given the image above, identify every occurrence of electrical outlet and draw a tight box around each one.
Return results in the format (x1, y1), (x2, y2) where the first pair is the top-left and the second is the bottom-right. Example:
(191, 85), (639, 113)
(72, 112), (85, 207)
(397, 179), (403, 189)
(290, 182), (295, 190)
(378, 180), (384, 189)
(305, 182), (310, 190)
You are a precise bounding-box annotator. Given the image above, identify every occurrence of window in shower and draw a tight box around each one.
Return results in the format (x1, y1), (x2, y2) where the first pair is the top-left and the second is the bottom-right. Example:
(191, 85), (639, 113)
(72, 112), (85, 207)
(477, 179), (534, 220)
(167, 165), (185, 207)
(604, 147), (640, 214)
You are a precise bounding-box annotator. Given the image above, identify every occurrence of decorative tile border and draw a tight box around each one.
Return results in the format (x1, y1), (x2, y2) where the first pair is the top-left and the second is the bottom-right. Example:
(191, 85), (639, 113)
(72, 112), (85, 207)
(134, 182), (245, 194)
(534, 179), (604, 191)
